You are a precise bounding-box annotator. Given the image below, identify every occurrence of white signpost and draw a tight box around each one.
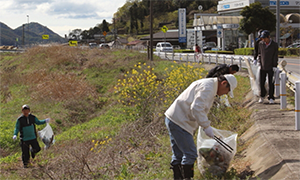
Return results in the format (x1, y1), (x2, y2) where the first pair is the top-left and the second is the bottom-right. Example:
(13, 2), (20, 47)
(178, 8), (187, 43)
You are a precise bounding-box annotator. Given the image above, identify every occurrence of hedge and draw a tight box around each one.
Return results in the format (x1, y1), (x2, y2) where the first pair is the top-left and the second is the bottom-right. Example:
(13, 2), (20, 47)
(174, 49), (195, 53)
(205, 50), (234, 54)
(234, 48), (254, 55)
(234, 47), (299, 56)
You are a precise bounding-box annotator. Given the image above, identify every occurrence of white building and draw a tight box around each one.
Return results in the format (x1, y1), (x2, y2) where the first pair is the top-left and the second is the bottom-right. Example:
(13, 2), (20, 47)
(193, 0), (300, 50)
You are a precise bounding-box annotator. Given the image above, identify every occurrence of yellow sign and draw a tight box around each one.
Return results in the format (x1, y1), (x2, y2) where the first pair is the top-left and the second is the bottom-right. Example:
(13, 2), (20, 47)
(103, 31), (107, 36)
(69, 40), (78, 46)
(161, 25), (168, 33)
(42, 35), (49, 39)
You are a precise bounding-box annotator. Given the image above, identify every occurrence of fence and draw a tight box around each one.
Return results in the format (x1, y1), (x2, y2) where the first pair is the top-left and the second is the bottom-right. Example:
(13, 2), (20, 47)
(154, 51), (300, 130)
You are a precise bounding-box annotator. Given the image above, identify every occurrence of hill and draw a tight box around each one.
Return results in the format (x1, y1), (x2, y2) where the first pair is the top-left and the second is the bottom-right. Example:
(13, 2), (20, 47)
(0, 22), (66, 46)
(0, 46), (252, 179)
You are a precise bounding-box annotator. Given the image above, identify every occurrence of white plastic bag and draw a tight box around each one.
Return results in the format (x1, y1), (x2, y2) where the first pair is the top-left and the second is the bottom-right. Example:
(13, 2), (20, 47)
(38, 123), (55, 149)
(197, 127), (237, 177)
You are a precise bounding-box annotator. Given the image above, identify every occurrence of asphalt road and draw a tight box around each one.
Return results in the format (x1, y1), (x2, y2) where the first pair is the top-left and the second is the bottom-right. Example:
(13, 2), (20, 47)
(282, 57), (300, 76)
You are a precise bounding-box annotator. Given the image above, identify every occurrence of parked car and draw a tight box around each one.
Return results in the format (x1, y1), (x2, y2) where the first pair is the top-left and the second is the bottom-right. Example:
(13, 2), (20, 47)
(99, 43), (110, 49)
(89, 43), (97, 48)
(156, 42), (173, 52)
(203, 42), (217, 51)
(287, 43), (300, 48)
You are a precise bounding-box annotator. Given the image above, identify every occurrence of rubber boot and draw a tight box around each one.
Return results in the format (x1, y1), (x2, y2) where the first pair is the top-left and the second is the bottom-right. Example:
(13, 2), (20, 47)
(170, 164), (183, 180)
(182, 164), (194, 180)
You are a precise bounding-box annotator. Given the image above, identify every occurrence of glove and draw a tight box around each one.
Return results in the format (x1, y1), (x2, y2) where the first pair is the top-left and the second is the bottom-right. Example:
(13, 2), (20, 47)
(203, 126), (214, 138)
(253, 59), (257, 65)
(13, 135), (17, 140)
(45, 118), (50, 123)
(273, 67), (278, 72)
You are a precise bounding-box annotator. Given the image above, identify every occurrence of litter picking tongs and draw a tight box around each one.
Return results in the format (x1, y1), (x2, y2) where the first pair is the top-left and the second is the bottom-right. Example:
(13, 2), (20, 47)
(213, 135), (233, 153)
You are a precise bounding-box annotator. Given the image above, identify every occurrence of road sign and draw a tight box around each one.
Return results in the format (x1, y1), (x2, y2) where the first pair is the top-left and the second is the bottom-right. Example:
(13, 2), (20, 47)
(178, 8), (187, 43)
(161, 25), (168, 33)
(198, 5), (203, 10)
(69, 40), (78, 46)
(103, 31), (107, 36)
(42, 34), (49, 39)
(217, 24), (223, 38)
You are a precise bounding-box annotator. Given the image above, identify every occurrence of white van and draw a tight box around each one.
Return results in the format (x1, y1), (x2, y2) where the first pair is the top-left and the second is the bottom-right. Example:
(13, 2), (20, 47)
(156, 42), (173, 52)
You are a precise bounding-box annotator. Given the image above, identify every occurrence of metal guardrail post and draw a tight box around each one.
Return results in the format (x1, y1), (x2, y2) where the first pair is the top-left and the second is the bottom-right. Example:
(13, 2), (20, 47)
(194, 53), (196, 62)
(216, 55), (218, 65)
(172, 52), (174, 61)
(274, 68), (280, 97)
(295, 81), (300, 130)
(179, 53), (182, 62)
(280, 72), (287, 109)
(231, 56), (233, 65)
(239, 57), (242, 69)
(186, 53), (189, 62)
(223, 56), (226, 64)
(208, 54), (211, 64)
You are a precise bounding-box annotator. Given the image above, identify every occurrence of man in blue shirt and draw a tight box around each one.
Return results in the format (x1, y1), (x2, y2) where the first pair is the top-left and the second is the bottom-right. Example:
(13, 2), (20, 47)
(13, 104), (50, 168)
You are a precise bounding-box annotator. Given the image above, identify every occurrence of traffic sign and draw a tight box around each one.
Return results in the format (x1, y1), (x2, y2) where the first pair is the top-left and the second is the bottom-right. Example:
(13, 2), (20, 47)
(198, 5), (203, 10)
(42, 34), (49, 39)
(69, 40), (78, 46)
(103, 31), (107, 36)
(161, 25), (168, 33)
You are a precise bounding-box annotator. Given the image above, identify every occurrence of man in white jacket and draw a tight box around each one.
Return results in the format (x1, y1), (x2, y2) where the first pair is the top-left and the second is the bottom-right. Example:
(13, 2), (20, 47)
(165, 74), (237, 180)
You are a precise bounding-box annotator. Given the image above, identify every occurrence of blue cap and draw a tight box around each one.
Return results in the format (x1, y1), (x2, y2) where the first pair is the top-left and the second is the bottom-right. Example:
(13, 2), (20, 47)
(260, 30), (270, 38)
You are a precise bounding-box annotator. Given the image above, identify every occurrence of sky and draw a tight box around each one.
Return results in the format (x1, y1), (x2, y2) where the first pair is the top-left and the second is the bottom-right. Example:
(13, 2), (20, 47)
(0, 0), (127, 37)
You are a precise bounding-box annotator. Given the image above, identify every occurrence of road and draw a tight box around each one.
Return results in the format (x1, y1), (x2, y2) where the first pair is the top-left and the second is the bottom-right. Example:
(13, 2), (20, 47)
(282, 57), (300, 76)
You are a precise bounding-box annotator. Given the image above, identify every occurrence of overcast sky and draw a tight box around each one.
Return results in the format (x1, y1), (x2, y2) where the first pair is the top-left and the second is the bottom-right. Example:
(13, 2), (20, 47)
(0, 0), (127, 37)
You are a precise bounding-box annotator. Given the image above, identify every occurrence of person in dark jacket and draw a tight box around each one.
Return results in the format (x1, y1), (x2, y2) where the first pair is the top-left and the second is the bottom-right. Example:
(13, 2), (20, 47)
(253, 29), (263, 65)
(206, 64), (239, 78)
(257, 30), (278, 104)
(13, 105), (50, 168)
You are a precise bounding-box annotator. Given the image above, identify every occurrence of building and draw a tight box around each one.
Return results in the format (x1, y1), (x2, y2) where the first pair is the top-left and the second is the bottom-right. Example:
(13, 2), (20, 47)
(193, 0), (300, 51)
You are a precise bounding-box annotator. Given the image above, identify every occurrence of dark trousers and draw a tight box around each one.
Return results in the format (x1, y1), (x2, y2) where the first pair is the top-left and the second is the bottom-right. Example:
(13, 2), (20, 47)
(260, 69), (274, 100)
(20, 139), (41, 165)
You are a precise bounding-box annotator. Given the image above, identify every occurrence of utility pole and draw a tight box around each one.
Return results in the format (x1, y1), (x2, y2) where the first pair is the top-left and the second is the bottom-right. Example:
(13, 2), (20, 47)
(22, 24), (25, 47)
(27, 15), (29, 46)
(276, 0), (280, 43)
(149, 0), (153, 61)
(113, 17), (117, 47)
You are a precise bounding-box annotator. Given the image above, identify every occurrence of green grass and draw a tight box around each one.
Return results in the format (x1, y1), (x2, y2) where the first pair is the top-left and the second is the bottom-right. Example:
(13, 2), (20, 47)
(0, 47), (253, 179)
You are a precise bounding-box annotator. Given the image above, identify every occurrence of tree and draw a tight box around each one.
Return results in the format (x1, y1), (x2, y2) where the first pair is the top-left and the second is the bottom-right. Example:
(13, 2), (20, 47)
(239, 2), (276, 38)
(68, 29), (82, 40)
(102, 19), (110, 32)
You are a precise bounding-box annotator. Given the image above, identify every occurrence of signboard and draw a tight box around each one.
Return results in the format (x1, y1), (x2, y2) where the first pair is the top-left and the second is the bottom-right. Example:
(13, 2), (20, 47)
(178, 8), (187, 43)
(69, 40), (78, 46)
(222, 24), (239, 29)
(186, 31), (202, 49)
(217, 24), (223, 38)
(161, 25), (168, 33)
(103, 31), (107, 36)
(217, 0), (250, 11)
(42, 35), (49, 39)
(270, 0), (300, 6)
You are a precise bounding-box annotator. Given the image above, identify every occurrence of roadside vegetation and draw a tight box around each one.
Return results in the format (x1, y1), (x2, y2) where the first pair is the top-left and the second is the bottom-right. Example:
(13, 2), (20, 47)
(1, 46), (253, 179)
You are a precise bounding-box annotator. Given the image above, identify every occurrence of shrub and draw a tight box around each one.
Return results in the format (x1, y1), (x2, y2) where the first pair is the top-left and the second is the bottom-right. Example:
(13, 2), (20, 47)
(205, 50), (234, 54)
(234, 48), (254, 55)
(115, 62), (206, 121)
(174, 50), (195, 53)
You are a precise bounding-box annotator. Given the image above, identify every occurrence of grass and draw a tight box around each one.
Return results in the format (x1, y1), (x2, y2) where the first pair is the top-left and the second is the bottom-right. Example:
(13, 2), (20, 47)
(0, 46), (253, 179)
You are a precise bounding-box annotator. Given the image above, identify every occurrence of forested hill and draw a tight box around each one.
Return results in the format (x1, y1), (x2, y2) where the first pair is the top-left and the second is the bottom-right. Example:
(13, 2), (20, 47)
(0, 22), (66, 46)
(114, 0), (218, 34)
(114, 0), (217, 33)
